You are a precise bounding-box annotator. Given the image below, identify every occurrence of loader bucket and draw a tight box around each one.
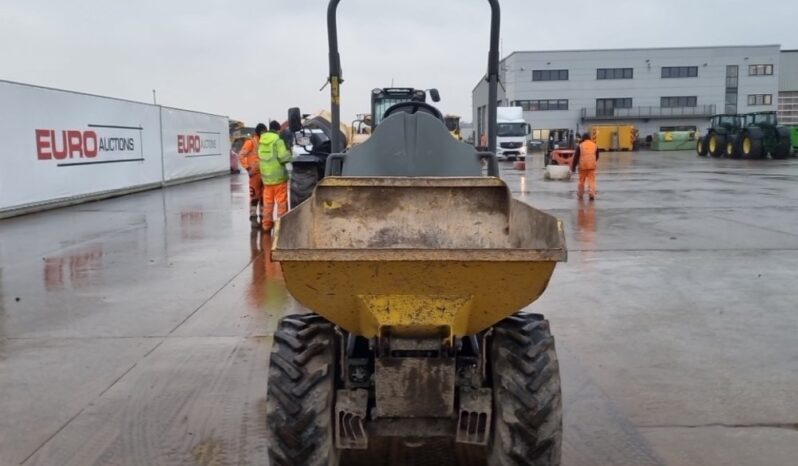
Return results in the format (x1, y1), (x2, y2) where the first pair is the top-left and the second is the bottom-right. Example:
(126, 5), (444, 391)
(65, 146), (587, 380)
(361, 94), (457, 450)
(272, 177), (566, 338)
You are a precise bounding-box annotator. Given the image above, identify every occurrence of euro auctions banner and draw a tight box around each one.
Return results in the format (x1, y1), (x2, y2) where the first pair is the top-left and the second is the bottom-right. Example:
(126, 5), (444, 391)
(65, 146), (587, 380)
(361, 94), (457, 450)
(160, 107), (230, 182)
(0, 81), (163, 211)
(34, 126), (143, 166)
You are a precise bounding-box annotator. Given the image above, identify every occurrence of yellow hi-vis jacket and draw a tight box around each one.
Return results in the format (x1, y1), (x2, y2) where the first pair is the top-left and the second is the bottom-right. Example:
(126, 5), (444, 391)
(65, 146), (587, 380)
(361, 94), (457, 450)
(258, 131), (291, 185)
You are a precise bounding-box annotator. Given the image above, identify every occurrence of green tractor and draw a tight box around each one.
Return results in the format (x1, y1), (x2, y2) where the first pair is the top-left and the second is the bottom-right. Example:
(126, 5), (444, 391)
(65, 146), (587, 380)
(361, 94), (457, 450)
(726, 112), (792, 159)
(697, 114), (741, 158)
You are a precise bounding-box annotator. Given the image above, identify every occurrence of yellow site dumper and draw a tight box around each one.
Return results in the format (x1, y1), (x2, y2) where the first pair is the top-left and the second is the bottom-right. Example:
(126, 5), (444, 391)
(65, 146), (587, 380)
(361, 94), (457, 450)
(590, 124), (637, 151)
(265, 1), (568, 465)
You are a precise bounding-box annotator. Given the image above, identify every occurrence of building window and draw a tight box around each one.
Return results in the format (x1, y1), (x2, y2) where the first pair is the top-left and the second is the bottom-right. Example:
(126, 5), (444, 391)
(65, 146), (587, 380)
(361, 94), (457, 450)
(514, 99), (568, 111)
(725, 65), (739, 114)
(749, 64), (774, 76)
(661, 66), (698, 78)
(532, 69), (569, 81)
(596, 98), (632, 116)
(597, 68), (633, 80)
(661, 96), (698, 108)
(476, 105), (486, 144)
(779, 91), (798, 125)
(748, 94), (773, 106)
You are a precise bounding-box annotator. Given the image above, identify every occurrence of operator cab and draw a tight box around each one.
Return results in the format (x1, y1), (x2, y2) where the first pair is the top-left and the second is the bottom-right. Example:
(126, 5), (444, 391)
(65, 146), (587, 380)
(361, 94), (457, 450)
(711, 114), (742, 131)
(371, 87), (442, 130)
(744, 112), (777, 126)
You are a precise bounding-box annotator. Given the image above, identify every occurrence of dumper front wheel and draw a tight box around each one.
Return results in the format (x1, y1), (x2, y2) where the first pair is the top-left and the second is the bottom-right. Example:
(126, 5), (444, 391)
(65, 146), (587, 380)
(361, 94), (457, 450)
(290, 166), (320, 209)
(266, 314), (338, 466)
(488, 313), (562, 466)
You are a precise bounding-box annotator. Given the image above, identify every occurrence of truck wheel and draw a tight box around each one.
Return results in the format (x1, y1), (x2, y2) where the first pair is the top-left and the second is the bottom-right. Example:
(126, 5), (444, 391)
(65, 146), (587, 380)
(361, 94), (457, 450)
(266, 314), (339, 466)
(741, 133), (765, 159)
(708, 133), (726, 158)
(697, 136), (709, 156)
(772, 135), (792, 160)
(488, 313), (562, 466)
(290, 167), (319, 209)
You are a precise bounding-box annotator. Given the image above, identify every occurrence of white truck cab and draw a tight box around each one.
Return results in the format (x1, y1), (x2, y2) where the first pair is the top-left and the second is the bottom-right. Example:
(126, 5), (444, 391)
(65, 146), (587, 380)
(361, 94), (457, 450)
(496, 106), (531, 161)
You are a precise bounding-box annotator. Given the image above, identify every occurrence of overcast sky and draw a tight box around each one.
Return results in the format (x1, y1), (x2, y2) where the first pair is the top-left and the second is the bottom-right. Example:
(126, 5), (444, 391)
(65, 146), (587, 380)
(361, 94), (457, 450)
(2, 0), (796, 124)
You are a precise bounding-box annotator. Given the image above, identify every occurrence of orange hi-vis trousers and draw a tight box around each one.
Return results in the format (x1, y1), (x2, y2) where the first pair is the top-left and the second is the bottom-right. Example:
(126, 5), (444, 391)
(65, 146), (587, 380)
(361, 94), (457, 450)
(262, 182), (288, 230)
(577, 169), (596, 199)
(248, 173), (263, 217)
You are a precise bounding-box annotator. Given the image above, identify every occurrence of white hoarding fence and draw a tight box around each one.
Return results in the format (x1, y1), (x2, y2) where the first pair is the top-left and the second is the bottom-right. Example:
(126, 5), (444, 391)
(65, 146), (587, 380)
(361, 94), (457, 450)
(0, 80), (230, 216)
(161, 107), (230, 183)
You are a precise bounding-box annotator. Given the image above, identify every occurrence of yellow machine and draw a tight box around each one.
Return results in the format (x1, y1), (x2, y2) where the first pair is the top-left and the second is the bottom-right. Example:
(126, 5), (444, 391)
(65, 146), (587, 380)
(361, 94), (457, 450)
(350, 113), (372, 146)
(265, 1), (567, 464)
(275, 177), (564, 339)
(445, 113), (463, 140)
(228, 119), (253, 149)
(228, 120), (255, 174)
(590, 124), (638, 151)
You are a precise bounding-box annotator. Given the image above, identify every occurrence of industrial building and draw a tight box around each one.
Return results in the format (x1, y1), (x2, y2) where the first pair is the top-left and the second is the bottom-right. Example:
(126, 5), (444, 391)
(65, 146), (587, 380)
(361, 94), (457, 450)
(472, 45), (788, 143)
(779, 50), (798, 125)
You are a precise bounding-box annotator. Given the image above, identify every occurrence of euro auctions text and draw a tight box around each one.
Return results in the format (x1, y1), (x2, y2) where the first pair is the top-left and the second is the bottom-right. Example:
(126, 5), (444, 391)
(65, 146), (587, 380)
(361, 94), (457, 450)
(177, 134), (218, 155)
(36, 129), (135, 160)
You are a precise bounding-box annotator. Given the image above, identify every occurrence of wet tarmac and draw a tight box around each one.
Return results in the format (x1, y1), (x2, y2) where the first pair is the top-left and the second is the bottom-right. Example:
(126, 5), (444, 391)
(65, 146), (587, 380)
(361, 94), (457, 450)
(1, 150), (797, 465)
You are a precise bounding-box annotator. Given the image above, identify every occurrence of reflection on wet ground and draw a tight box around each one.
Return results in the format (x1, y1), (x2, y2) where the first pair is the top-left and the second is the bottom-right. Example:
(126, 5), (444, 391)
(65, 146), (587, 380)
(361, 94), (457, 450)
(1, 150), (798, 465)
(575, 200), (597, 250)
(246, 232), (290, 314)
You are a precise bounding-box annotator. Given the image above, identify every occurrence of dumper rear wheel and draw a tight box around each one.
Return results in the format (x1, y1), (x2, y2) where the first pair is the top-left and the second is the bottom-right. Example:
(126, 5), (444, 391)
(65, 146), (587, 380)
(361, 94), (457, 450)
(488, 313), (562, 466)
(266, 313), (338, 466)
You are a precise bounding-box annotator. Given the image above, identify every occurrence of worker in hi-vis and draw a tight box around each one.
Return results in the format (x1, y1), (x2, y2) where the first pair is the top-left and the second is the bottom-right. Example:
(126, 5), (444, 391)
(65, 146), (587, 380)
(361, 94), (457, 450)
(571, 133), (599, 201)
(239, 123), (267, 229)
(258, 120), (292, 233)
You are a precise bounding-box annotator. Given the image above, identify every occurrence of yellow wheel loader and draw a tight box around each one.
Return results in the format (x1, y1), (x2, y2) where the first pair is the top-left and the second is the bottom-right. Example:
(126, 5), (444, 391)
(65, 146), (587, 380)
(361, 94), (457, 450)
(265, 1), (567, 464)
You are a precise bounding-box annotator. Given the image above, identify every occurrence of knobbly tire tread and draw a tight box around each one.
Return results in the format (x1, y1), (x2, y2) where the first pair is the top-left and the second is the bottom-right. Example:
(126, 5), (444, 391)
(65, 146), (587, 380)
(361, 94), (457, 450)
(488, 312), (563, 466)
(290, 166), (320, 209)
(266, 313), (338, 466)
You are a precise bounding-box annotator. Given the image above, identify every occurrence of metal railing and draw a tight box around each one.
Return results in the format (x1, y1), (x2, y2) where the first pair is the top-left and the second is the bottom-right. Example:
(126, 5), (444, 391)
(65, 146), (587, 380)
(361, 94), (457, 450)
(581, 105), (716, 121)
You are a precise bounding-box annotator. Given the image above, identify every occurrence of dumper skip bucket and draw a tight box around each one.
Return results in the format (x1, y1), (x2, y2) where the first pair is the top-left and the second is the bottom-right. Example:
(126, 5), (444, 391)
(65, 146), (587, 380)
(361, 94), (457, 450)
(272, 177), (566, 338)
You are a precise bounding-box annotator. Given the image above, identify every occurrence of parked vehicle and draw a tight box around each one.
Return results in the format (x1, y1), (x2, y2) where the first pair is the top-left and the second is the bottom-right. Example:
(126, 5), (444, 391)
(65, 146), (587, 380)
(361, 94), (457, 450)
(496, 106), (531, 161)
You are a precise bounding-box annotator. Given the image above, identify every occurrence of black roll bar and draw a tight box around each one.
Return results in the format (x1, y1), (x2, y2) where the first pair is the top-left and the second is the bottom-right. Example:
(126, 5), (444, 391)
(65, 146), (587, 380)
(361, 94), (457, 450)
(327, 0), (501, 160)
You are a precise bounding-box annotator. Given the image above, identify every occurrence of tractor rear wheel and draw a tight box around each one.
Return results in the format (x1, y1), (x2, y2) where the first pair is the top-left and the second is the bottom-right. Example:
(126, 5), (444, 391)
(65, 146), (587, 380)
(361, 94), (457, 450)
(696, 135), (709, 156)
(488, 313), (562, 466)
(772, 133), (792, 160)
(741, 133), (765, 159)
(708, 133), (726, 158)
(266, 313), (339, 466)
